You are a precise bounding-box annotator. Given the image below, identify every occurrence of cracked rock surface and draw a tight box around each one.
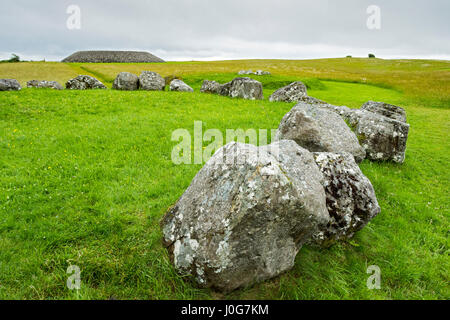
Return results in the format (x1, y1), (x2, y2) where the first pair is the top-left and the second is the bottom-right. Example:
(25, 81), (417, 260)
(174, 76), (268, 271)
(66, 75), (107, 90)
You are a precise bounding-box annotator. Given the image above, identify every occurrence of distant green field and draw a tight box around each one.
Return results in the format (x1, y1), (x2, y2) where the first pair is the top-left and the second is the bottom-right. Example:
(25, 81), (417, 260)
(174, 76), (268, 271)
(0, 59), (448, 299)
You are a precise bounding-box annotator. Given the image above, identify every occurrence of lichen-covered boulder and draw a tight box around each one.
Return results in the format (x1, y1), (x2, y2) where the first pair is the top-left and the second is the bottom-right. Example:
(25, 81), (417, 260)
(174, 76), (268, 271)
(311, 152), (381, 247)
(269, 81), (308, 102)
(170, 79), (194, 92)
(200, 80), (222, 94)
(0, 79), (21, 91)
(139, 71), (165, 91)
(361, 101), (407, 123)
(343, 109), (409, 163)
(66, 75), (107, 90)
(275, 103), (366, 162)
(27, 80), (63, 90)
(161, 140), (329, 292)
(219, 77), (263, 100)
(112, 72), (139, 91)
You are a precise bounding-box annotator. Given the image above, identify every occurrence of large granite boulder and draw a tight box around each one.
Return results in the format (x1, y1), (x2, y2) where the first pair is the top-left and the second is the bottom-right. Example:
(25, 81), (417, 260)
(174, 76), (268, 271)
(66, 75), (107, 90)
(219, 77), (263, 100)
(139, 71), (165, 91)
(161, 141), (329, 292)
(361, 101), (407, 122)
(275, 103), (366, 163)
(311, 152), (381, 247)
(0, 79), (21, 91)
(269, 81), (308, 102)
(27, 80), (63, 90)
(112, 72), (139, 91)
(200, 80), (222, 94)
(170, 79), (194, 92)
(343, 109), (409, 163)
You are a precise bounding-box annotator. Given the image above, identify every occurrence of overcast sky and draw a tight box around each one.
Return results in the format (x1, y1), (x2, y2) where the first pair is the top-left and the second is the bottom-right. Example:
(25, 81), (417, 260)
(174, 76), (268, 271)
(1, 0), (449, 61)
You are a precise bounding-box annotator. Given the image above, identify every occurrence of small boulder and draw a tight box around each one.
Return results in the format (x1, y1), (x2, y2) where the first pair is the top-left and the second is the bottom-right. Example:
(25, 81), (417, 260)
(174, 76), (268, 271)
(112, 72), (139, 91)
(170, 79), (194, 92)
(0, 79), (21, 91)
(66, 75), (107, 90)
(311, 152), (381, 247)
(139, 71), (165, 91)
(219, 77), (263, 100)
(254, 70), (271, 75)
(361, 101), (407, 123)
(238, 70), (253, 75)
(161, 140), (329, 292)
(269, 81), (307, 102)
(200, 80), (222, 94)
(27, 80), (63, 90)
(343, 109), (409, 163)
(275, 103), (366, 162)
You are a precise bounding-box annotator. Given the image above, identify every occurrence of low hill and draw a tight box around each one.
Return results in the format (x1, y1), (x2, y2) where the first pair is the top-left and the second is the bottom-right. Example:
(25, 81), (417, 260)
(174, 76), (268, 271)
(61, 50), (165, 63)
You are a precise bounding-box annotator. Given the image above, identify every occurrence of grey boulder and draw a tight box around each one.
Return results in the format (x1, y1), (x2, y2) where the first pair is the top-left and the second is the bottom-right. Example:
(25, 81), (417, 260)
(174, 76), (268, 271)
(275, 103), (366, 163)
(0, 79), (21, 91)
(361, 101), (407, 123)
(27, 80), (63, 90)
(112, 72), (139, 91)
(139, 71), (165, 91)
(200, 80), (222, 94)
(311, 152), (381, 247)
(269, 81), (308, 102)
(219, 77), (263, 100)
(66, 75), (107, 90)
(161, 140), (329, 292)
(170, 79), (194, 92)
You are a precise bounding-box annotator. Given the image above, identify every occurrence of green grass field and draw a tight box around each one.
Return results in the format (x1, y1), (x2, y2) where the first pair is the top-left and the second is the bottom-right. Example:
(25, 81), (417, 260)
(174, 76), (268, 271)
(0, 58), (448, 299)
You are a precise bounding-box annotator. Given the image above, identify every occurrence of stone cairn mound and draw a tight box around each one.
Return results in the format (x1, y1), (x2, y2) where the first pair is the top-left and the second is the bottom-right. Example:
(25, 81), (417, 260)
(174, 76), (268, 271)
(61, 50), (165, 63)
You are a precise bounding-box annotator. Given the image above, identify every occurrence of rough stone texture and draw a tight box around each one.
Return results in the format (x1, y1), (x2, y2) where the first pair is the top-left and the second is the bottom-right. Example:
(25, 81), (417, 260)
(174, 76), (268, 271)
(219, 77), (263, 100)
(0, 79), (21, 91)
(269, 81), (308, 102)
(62, 50), (165, 63)
(343, 109), (410, 163)
(65, 75), (107, 90)
(361, 101), (407, 123)
(316, 104), (351, 116)
(112, 72), (139, 91)
(238, 70), (271, 75)
(161, 140), (329, 292)
(275, 103), (366, 162)
(139, 71), (165, 91)
(311, 152), (381, 247)
(200, 80), (222, 94)
(170, 79), (194, 92)
(27, 80), (63, 90)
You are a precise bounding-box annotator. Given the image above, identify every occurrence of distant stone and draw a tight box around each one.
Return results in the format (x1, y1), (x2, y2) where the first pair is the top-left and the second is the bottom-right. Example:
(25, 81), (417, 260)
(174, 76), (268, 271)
(311, 152), (381, 247)
(112, 72), (139, 91)
(343, 109), (409, 163)
(220, 77), (263, 100)
(170, 79), (194, 92)
(275, 103), (366, 162)
(27, 80), (63, 90)
(254, 70), (271, 75)
(361, 101), (407, 123)
(238, 70), (270, 75)
(139, 71), (165, 91)
(269, 81), (308, 102)
(200, 80), (222, 94)
(65, 75), (107, 90)
(0, 79), (21, 91)
(161, 141), (329, 292)
(238, 70), (253, 75)
(61, 50), (165, 63)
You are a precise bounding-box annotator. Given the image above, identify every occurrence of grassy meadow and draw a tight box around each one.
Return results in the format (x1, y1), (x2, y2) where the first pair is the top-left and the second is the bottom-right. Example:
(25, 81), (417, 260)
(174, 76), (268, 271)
(0, 58), (448, 299)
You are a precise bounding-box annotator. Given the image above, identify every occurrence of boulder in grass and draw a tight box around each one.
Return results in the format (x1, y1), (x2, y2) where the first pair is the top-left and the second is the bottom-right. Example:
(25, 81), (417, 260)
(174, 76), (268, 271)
(200, 80), (222, 94)
(112, 72), (139, 91)
(170, 79), (194, 92)
(219, 77), (263, 100)
(161, 140), (329, 293)
(66, 75), (107, 90)
(0, 79), (21, 91)
(361, 101), (407, 123)
(269, 81), (308, 103)
(27, 80), (63, 90)
(275, 103), (366, 163)
(139, 71), (165, 91)
(343, 109), (409, 163)
(311, 152), (381, 247)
